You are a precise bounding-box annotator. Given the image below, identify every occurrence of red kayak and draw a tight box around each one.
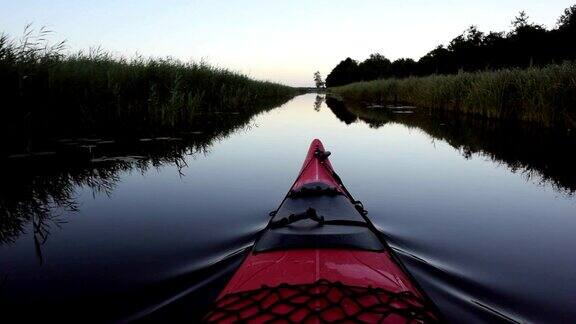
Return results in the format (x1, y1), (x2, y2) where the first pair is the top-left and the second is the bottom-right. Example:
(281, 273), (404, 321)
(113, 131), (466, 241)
(205, 139), (439, 323)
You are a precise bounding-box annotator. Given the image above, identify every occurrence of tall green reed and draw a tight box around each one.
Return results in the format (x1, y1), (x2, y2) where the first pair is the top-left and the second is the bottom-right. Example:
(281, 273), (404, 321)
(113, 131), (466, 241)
(331, 63), (576, 127)
(0, 27), (296, 152)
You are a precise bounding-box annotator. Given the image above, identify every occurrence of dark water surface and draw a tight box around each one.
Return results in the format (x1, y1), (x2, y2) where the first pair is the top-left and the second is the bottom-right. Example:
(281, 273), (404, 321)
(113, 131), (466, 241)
(1, 94), (575, 323)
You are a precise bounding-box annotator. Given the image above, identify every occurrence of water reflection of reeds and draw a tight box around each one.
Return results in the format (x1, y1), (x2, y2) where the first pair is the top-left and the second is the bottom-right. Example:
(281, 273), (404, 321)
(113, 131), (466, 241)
(0, 97), (291, 252)
(327, 97), (576, 195)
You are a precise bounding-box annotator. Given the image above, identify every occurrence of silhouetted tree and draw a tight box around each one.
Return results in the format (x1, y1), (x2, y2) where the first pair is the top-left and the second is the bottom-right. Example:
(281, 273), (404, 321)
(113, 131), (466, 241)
(447, 26), (486, 71)
(482, 32), (508, 69)
(555, 5), (576, 61)
(325, 5), (576, 86)
(558, 4), (576, 30)
(508, 11), (548, 66)
(390, 58), (417, 78)
(358, 53), (391, 80)
(313, 71), (325, 89)
(325, 58), (360, 87)
(419, 45), (452, 74)
(512, 11), (530, 29)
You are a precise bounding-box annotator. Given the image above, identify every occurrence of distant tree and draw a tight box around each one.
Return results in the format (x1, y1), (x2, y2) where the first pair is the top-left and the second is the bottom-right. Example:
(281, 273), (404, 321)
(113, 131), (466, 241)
(325, 58), (360, 87)
(419, 45), (452, 74)
(510, 10), (546, 36)
(483, 31), (509, 68)
(324, 5), (576, 86)
(512, 11), (530, 29)
(390, 58), (417, 78)
(358, 53), (391, 80)
(508, 11), (547, 66)
(447, 25), (487, 71)
(555, 4), (576, 60)
(313, 71), (325, 89)
(557, 4), (576, 31)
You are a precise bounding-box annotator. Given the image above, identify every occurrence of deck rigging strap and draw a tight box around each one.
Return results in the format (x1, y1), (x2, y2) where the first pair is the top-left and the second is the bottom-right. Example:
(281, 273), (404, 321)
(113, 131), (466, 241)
(269, 206), (370, 229)
(269, 207), (324, 228)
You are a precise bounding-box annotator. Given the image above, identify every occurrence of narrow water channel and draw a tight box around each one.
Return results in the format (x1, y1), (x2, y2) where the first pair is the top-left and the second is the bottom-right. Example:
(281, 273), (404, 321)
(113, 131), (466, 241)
(1, 94), (575, 322)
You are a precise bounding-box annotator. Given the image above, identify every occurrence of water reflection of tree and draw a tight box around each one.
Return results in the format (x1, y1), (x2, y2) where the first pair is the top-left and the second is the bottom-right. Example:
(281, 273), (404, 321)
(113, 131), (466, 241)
(0, 96), (293, 258)
(324, 97), (357, 124)
(313, 95), (324, 112)
(325, 98), (576, 195)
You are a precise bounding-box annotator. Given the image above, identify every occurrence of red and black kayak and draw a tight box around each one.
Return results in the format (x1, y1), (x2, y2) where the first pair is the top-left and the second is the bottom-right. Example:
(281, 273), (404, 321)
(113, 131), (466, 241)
(205, 139), (439, 323)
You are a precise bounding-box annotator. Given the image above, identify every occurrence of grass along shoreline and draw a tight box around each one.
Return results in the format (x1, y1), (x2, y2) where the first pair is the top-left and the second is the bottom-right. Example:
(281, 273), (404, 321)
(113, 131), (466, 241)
(0, 29), (296, 154)
(330, 62), (576, 128)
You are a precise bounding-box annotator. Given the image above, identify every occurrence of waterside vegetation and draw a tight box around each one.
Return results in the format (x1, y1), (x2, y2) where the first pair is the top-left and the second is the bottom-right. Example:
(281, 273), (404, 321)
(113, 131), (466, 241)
(0, 27), (296, 155)
(326, 5), (576, 127)
(330, 63), (576, 127)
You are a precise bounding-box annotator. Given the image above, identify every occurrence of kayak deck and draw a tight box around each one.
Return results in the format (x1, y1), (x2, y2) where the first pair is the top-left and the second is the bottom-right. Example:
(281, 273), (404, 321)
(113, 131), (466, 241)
(218, 249), (420, 296)
(205, 139), (438, 323)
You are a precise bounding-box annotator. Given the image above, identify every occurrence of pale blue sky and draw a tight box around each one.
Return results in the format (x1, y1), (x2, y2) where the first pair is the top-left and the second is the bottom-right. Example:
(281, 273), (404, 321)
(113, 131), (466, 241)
(2, 0), (574, 86)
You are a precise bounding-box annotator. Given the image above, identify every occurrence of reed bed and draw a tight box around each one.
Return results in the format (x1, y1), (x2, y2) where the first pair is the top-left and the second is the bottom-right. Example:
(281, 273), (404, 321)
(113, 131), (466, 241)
(331, 63), (576, 127)
(0, 28), (296, 152)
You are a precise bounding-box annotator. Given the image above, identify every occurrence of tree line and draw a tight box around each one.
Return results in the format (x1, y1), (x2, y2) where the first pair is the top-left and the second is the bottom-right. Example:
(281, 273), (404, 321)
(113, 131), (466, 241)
(326, 5), (576, 87)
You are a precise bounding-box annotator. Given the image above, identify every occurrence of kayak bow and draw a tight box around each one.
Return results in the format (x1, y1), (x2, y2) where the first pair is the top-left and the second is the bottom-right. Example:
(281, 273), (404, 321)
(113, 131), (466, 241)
(205, 139), (439, 323)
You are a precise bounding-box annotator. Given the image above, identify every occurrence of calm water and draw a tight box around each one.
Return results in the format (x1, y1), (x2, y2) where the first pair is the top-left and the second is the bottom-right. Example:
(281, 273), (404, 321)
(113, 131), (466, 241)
(1, 94), (575, 323)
